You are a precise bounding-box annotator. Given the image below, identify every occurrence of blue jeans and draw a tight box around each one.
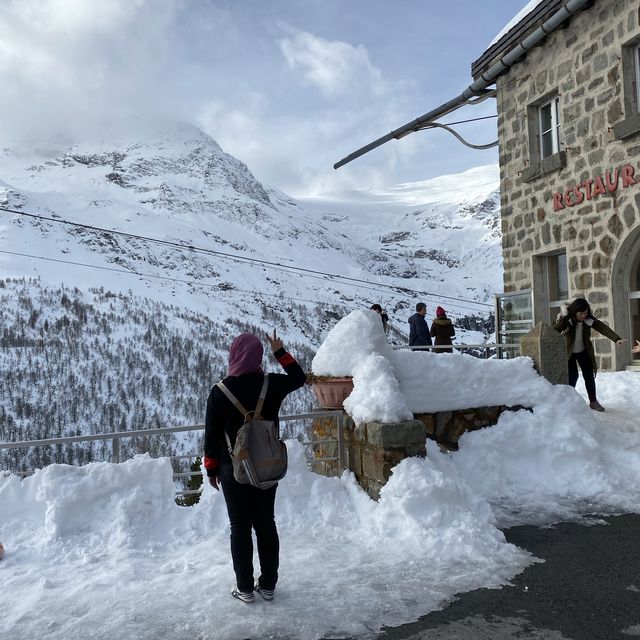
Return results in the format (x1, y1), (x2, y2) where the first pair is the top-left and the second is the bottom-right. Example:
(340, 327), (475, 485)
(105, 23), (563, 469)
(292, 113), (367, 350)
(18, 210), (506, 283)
(220, 464), (279, 592)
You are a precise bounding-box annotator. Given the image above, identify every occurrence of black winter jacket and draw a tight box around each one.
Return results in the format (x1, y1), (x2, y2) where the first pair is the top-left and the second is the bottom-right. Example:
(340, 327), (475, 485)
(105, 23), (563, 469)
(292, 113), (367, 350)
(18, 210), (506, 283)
(408, 312), (432, 346)
(203, 348), (306, 476)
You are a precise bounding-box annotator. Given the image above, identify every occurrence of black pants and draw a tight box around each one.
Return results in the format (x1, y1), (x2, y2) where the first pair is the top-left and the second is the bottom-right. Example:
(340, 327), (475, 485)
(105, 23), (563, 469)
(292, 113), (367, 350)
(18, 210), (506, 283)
(220, 464), (279, 593)
(568, 350), (597, 401)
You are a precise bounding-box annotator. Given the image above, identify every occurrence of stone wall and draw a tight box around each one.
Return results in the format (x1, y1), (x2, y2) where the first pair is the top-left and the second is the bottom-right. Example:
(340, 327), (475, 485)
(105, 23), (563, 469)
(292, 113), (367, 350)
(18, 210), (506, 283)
(496, 0), (640, 371)
(311, 415), (425, 500)
(311, 406), (531, 498)
(415, 404), (532, 451)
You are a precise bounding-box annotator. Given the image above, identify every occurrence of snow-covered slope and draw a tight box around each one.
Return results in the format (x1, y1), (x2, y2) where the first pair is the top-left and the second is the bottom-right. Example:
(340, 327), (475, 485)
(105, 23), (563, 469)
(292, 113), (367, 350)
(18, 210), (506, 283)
(0, 123), (500, 338)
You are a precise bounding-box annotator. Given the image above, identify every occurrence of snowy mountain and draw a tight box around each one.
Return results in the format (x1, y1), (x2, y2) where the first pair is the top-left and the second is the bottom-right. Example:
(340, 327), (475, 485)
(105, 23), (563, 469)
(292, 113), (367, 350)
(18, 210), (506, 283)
(0, 123), (501, 474)
(0, 123), (500, 327)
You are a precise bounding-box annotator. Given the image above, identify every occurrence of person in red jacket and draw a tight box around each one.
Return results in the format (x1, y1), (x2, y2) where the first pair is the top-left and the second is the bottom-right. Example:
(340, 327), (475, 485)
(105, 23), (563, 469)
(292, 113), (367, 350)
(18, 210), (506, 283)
(204, 330), (305, 603)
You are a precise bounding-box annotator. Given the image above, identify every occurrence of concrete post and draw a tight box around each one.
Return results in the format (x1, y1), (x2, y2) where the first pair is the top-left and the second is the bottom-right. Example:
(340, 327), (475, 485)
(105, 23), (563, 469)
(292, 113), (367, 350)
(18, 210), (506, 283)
(519, 322), (568, 385)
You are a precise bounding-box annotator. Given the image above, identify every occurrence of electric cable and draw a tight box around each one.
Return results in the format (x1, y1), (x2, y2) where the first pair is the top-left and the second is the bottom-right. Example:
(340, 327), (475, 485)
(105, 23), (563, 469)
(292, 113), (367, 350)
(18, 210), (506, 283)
(0, 247), (489, 315)
(0, 205), (494, 310)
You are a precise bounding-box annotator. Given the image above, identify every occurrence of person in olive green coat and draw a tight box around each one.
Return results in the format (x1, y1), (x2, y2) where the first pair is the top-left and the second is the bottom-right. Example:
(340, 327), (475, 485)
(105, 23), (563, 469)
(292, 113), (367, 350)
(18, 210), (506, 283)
(554, 297), (626, 412)
(430, 306), (456, 354)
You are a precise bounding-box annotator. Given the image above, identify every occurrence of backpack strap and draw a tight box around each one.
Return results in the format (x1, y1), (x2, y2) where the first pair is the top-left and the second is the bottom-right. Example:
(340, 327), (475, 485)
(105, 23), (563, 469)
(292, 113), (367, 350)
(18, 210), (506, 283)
(216, 382), (250, 419)
(255, 374), (269, 419)
(216, 375), (270, 420)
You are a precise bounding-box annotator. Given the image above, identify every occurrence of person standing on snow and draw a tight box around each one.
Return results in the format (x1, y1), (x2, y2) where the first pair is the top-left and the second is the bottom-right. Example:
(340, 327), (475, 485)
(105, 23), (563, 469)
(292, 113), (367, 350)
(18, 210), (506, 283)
(370, 303), (389, 334)
(553, 297), (626, 412)
(408, 302), (432, 350)
(430, 306), (455, 353)
(204, 330), (306, 603)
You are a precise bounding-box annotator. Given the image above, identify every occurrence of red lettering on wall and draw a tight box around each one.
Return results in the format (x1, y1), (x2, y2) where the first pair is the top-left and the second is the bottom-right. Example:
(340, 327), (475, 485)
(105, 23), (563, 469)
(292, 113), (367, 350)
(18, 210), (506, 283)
(605, 168), (619, 192)
(622, 164), (636, 187)
(552, 162), (638, 212)
(553, 192), (564, 211)
(592, 175), (606, 197)
(573, 184), (584, 205)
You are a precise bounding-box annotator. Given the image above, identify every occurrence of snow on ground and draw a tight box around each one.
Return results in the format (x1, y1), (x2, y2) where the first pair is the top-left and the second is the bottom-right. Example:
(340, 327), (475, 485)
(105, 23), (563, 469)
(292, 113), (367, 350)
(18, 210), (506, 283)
(3, 310), (640, 639)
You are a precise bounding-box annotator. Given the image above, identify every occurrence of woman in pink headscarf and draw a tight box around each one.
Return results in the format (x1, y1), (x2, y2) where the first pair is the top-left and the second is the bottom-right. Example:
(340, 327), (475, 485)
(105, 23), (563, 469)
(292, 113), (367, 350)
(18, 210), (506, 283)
(204, 330), (305, 604)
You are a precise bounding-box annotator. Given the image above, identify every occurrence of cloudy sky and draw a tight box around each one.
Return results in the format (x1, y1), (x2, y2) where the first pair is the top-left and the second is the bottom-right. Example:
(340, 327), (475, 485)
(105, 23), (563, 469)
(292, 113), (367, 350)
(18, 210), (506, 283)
(0, 0), (528, 197)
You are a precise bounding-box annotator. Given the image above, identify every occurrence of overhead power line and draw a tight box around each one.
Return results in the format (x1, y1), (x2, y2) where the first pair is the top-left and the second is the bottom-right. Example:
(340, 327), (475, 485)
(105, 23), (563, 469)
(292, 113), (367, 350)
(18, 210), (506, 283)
(0, 205), (494, 311)
(0, 249), (353, 311)
(0, 247), (488, 316)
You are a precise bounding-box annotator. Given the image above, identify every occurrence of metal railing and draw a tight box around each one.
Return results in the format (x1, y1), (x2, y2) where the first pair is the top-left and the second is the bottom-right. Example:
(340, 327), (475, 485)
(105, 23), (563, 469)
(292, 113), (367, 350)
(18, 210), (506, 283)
(394, 342), (520, 358)
(0, 410), (347, 497)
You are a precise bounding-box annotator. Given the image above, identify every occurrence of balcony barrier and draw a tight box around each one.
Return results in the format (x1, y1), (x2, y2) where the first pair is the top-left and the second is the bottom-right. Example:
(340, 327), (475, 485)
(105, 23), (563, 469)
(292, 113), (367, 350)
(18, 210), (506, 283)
(0, 410), (346, 498)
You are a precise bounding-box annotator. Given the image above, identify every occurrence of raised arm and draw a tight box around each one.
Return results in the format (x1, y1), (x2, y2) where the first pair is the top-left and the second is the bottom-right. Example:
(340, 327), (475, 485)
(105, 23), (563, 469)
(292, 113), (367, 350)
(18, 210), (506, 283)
(266, 329), (306, 391)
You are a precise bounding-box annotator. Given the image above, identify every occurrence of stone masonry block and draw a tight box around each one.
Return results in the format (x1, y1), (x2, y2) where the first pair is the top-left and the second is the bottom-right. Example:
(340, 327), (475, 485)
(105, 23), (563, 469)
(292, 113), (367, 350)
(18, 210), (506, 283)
(415, 413), (435, 436)
(520, 322), (568, 385)
(366, 420), (426, 450)
(362, 447), (387, 484)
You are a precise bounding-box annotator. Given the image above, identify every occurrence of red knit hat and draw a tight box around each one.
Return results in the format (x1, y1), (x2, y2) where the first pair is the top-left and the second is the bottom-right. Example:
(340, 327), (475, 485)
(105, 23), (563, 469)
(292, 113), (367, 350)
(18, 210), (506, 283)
(435, 306), (446, 317)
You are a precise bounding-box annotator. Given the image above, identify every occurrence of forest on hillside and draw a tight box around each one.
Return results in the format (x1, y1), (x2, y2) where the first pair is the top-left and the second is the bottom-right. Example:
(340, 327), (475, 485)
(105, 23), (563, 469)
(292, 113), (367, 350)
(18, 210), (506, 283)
(0, 278), (319, 478)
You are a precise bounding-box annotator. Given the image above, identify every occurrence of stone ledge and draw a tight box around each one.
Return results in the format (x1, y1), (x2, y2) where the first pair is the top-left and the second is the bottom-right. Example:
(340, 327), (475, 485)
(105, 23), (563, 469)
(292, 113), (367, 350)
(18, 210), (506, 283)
(613, 113), (640, 140)
(521, 151), (566, 183)
(415, 405), (533, 450)
(366, 420), (425, 449)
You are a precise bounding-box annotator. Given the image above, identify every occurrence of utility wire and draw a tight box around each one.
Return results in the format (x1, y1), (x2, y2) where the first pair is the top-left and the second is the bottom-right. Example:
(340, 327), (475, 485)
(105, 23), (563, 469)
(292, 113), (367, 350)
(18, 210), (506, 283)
(0, 205), (494, 310)
(0, 248), (488, 315)
(439, 114), (498, 127)
(0, 249), (352, 311)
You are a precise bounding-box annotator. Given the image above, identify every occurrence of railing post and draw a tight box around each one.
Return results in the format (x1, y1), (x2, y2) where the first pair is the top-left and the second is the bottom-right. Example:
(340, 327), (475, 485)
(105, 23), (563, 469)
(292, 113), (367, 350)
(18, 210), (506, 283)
(336, 413), (346, 473)
(112, 437), (120, 464)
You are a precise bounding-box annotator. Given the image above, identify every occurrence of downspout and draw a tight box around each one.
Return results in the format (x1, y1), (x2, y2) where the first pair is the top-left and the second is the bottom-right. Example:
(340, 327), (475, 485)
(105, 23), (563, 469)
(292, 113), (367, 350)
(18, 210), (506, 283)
(334, 0), (594, 170)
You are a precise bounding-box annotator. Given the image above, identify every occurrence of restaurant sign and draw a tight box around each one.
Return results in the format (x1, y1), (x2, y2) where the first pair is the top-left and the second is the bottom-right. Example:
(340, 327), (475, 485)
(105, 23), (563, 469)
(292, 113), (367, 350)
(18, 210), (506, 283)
(553, 163), (637, 211)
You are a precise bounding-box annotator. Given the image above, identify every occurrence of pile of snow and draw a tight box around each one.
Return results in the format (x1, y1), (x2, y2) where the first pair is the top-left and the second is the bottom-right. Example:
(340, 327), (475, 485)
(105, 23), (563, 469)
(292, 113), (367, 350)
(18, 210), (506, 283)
(311, 309), (585, 423)
(312, 309), (413, 424)
(1, 445), (530, 640)
(4, 309), (640, 639)
(3, 365), (640, 639)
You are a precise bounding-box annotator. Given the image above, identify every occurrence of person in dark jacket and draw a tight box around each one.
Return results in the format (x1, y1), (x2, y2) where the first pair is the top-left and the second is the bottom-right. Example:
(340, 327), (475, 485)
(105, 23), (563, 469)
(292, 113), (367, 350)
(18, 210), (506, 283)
(430, 306), (455, 353)
(370, 303), (389, 334)
(408, 302), (432, 350)
(553, 298), (626, 412)
(204, 330), (305, 603)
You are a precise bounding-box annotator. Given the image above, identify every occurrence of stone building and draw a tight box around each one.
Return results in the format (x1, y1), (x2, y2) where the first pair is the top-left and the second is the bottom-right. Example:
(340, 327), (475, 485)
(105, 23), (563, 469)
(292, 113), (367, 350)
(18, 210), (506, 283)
(335, 0), (640, 371)
(473, 0), (640, 371)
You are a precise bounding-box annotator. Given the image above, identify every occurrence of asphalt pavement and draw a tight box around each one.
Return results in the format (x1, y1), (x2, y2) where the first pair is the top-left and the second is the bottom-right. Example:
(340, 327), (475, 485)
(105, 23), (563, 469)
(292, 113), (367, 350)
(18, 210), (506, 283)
(341, 514), (640, 640)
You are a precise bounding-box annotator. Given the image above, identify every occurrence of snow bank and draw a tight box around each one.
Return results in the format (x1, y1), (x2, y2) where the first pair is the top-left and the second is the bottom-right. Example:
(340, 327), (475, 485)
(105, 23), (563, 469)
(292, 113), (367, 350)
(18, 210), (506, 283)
(0, 441), (530, 640)
(311, 309), (583, 422)
(2, 369), (640, 639)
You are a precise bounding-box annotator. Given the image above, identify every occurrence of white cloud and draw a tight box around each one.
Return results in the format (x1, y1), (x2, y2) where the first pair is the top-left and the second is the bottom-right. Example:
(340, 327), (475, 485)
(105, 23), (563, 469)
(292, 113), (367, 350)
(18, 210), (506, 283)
(0, 1), (499, 197)
(0, 0), (181, 141)
(278, 29), (387, 98)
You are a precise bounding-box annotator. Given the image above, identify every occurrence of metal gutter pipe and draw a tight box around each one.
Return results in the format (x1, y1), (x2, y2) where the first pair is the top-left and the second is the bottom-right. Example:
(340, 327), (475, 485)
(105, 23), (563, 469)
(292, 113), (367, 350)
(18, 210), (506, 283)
(334, 0), (594, 169)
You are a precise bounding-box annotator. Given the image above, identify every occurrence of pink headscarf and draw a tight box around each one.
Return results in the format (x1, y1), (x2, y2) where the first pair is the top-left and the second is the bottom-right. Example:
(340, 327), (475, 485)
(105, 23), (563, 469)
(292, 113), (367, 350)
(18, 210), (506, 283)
(227, 333), (264, 377)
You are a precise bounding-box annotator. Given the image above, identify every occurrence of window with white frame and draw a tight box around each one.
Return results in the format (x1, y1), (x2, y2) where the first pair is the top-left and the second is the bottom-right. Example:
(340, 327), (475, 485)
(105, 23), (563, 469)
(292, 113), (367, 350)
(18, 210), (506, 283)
(635, 43), (640, 112)
(621, 37), (640, 118)
(539, 96), (561, 159)
(546, 251), (568, 324)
